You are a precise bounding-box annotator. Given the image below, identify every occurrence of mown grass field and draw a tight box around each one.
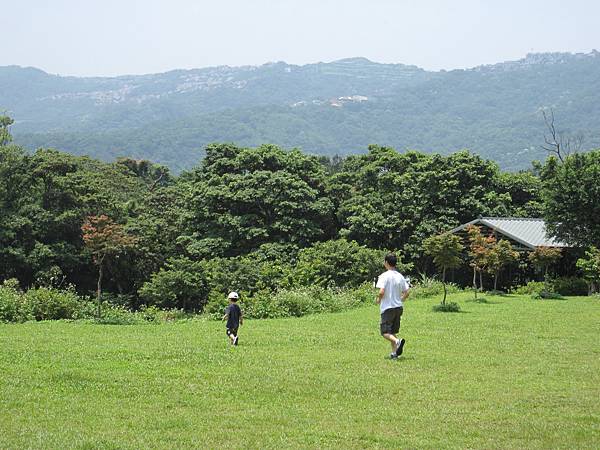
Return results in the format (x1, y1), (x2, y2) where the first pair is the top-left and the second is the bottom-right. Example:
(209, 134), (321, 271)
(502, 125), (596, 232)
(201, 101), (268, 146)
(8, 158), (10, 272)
(1, 293), (599, 449)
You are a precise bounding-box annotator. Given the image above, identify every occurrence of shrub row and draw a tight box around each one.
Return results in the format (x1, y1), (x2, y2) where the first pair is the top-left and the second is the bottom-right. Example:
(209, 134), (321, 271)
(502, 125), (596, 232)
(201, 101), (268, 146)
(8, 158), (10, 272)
(204, 283), (375, 320)
(1, 279), (379, 324)
(511, 277), (589, 297)
(0, 280), (192, 324)
(205, 277), (464, 321)
(0, 280), (83, 323)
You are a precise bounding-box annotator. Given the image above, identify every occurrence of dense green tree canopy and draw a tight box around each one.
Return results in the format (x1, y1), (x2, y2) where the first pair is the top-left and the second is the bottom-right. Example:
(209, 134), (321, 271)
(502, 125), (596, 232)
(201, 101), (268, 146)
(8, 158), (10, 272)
(541, 151), (600, 247)
(0, 139), (157, 290)
(186, 143), (335, 257)
(332, 146), (536, 265)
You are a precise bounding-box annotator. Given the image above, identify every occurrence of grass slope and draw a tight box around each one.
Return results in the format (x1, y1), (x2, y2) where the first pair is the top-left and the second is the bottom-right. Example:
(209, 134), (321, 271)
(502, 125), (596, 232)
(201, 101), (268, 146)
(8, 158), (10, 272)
(1, 293), (599, 449)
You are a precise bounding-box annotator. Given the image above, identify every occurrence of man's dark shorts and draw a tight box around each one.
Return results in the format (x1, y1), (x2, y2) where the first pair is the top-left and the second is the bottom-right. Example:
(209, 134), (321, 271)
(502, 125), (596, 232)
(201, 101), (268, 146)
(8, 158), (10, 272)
(226, 328), (238, 337)
(380, 307), (403, 335)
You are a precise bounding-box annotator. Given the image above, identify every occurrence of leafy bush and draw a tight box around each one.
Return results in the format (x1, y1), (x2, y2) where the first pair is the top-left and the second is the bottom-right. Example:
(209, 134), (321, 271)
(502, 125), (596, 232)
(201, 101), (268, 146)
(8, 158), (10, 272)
(551, 277), (588, 296)
(70, 300), (100, 320)
(432, 302), (461, 312)
(100, 292), (136, 308)
(0, 287), (95, 323)
(135, 305), (164, 322)
(24, 287), (82, 321)
(208, 283), (376, 320)
(292, 239), (404, 288)
(241, 291), (286, 320)
(0, 279), (32, 323)
(202, 244), (297, 298)
(0, 281), (198, 324)
(512, 278), (587, 297)
(410, 274), (460, 298)
(153, 308), (190, 322)
(486, 290), (507, 296)
(203, 291), (231, 319)
(136, 304), (191, 322)
(534, 291), (565, 300)
(71, 301), (191, 324)
(338, 283), (374, 309)
(93, 303), (144, 325)
(271, 288), (328, 317)
(511, 281), (546, 296)
(139, 257), (209, 311)
(468, 296), (490, 304)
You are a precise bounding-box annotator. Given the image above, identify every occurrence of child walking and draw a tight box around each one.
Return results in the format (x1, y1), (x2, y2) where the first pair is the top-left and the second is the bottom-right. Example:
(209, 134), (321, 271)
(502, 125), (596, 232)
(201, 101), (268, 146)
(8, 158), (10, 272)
(222, 291), (243, 345)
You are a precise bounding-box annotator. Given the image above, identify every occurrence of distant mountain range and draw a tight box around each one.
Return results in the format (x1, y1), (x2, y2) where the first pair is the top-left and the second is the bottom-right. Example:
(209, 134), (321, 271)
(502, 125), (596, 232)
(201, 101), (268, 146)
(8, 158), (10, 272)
(2, 51), (600, 172)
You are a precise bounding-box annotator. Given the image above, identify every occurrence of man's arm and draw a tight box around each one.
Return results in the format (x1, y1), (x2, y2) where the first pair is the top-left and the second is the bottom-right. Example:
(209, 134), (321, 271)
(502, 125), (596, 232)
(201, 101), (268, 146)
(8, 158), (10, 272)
(402, 289), (410, 301)
(376, 288), (385, 304)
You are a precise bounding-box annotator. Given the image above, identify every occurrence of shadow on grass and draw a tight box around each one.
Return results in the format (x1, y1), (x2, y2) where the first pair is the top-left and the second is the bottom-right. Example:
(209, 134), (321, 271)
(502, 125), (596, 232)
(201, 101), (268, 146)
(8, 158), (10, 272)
(431, 302), (466, 313)
(485, 290), (512, 297)
(427, 303), (473, 314)
(385, 355), (416, 362)
(465, 297), (502, 305)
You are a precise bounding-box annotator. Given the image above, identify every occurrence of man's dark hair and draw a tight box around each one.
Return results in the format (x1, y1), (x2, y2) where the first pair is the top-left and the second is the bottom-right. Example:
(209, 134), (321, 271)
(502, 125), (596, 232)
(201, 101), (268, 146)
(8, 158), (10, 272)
(384, 253), (397, 267)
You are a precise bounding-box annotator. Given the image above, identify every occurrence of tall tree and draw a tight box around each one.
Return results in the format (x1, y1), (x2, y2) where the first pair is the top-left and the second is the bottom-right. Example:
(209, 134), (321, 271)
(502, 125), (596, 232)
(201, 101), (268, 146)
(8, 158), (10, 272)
(576, 247), (600, 295)
(82, 215), (137, 317)
(466, 225), (495, 295)
(528, 246), (562, 280)
(423, 233), (464, 305)
(486, 239), (519, 291)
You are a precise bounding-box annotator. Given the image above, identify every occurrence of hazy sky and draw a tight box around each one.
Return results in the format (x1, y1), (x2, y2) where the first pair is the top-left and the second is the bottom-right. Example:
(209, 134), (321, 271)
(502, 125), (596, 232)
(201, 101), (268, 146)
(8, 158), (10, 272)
(2, 0), (599, 76)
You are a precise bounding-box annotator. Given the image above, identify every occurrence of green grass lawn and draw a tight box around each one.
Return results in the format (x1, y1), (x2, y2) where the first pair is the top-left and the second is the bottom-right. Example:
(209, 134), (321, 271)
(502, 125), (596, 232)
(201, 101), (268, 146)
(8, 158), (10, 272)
(1, 293), (599, 449)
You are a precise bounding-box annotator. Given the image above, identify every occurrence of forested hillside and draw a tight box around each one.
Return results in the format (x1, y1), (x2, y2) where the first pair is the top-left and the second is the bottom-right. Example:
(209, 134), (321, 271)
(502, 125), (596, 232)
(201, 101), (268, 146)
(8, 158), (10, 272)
(3, 52), (600, 172)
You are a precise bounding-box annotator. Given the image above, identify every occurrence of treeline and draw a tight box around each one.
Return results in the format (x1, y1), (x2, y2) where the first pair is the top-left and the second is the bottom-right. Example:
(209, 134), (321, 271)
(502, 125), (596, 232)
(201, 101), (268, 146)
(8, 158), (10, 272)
(2, 115), (599, 312)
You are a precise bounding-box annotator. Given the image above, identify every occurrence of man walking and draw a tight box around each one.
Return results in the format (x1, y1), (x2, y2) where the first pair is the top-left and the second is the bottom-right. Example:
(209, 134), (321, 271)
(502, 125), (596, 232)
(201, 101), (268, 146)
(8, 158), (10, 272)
(376, 253), (410, 359)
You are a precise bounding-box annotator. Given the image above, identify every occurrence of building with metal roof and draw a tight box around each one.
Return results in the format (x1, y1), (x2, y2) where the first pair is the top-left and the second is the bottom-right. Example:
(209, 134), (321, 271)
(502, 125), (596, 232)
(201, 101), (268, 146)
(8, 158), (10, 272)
(449, 217), (569, 251)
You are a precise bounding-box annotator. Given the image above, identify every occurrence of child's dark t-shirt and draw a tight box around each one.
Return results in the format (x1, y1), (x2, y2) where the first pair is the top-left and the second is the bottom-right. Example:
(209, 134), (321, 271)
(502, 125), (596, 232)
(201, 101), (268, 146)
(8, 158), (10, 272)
(224, 303), (241, 329)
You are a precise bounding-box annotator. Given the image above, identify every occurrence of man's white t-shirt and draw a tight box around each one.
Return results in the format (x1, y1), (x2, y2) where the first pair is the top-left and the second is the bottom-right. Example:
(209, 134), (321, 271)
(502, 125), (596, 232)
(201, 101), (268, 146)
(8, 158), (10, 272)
(376, 269), (409, 313)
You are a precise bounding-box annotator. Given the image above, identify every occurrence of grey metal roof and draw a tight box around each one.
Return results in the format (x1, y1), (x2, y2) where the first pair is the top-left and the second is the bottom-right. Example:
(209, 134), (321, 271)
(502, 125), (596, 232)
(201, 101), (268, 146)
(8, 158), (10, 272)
(449, 217), (569, 249)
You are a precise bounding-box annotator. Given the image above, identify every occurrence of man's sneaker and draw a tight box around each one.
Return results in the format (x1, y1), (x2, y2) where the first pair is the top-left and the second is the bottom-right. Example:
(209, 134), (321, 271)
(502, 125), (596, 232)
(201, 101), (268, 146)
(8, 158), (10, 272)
(233, 336), (239, 346)
(389, 353), (398, 360)
(395, 338), (405, 357)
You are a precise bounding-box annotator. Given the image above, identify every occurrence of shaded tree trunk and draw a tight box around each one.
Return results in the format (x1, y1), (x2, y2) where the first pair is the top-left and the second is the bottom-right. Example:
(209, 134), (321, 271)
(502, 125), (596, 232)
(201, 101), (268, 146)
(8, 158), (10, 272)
(442, 267), (447, 305)
(442, 281), (447, 305)
(473, 267), (478, 300)
(96, 254), (105, 318)
(106, 262), (124, 294)
(543, 265), (551, 291)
